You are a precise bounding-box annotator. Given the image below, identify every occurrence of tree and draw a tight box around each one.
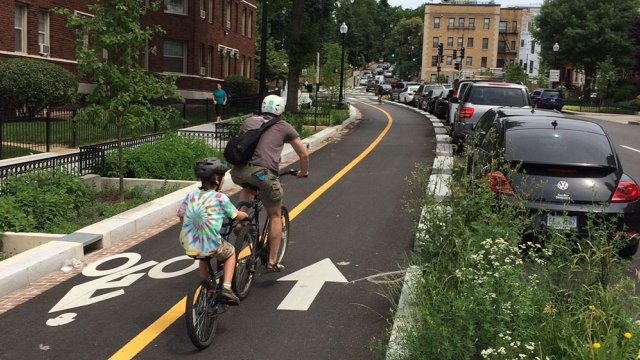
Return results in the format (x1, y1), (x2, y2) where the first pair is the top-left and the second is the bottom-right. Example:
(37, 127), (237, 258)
(504, 64), (528, 84)
(56, 0), (181, 202)
(594, 57), (619, 101)
(533, 0), (640, 94)
(385, 17), (423, 80)
(0, 58), (77, 117)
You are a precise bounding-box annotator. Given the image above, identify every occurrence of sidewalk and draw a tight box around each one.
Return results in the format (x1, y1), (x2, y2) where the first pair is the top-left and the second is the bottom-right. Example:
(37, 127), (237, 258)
(562, 110), (640, 125)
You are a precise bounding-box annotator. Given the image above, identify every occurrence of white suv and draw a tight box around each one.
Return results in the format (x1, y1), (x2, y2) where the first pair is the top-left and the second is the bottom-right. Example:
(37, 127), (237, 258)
(450, 82), (531, 145)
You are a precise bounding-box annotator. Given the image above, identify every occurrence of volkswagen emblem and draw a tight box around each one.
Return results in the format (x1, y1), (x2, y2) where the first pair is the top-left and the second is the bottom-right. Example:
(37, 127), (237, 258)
(556, 181), (569, 191)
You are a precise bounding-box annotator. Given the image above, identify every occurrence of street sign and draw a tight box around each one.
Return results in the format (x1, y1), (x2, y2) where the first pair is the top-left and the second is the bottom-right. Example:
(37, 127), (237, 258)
(549, 69), (560, 82)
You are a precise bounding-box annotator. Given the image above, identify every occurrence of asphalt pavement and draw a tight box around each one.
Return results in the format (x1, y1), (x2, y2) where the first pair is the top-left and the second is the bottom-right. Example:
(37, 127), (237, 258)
(0, 95), (437, 359)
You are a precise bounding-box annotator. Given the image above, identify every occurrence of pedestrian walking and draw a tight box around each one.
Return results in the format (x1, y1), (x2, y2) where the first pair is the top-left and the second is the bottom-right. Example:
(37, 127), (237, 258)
(212, 83), (227, 124)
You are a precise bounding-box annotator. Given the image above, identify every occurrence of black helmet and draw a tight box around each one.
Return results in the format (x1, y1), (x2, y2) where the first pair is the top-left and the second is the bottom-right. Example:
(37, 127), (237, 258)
(194, 157), (229, 180)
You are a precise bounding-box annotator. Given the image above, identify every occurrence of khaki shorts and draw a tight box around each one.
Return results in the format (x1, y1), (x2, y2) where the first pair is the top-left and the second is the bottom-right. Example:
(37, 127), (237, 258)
(230, 163), (282, 208)
(192, 240), (235, 262)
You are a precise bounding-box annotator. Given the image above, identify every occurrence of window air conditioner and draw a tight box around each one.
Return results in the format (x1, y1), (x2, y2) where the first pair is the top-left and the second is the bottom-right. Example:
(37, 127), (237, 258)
(200, 10), (206, 19)
(39, 44), (50, 56)
(199, 67), (207, 76)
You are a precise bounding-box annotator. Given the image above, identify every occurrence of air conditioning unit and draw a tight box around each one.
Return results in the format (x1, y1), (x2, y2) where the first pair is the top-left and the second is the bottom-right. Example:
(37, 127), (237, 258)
(200, 10), (206, 19)
(199, 67), (206, 76)
(39, 44), (50, 56)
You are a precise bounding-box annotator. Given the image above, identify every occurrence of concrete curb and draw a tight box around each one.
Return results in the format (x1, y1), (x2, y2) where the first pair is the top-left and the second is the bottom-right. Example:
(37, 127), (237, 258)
(0, 107), (359, 297)
(383, 101), (453, 359)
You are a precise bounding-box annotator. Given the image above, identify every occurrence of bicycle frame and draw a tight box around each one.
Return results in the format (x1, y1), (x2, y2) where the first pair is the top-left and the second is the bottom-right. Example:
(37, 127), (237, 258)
(236, 190), (270, 263)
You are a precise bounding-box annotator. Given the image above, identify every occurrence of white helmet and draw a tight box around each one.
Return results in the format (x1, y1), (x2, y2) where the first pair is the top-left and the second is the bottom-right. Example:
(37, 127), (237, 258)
(261, 95), (285, 116)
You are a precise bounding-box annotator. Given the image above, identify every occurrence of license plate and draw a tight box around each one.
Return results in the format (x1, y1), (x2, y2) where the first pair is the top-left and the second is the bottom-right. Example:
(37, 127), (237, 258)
(546, 214), (577, 230)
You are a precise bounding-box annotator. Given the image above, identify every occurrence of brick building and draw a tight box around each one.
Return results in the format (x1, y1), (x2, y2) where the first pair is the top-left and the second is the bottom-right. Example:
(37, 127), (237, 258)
(0, 0), (257, 100)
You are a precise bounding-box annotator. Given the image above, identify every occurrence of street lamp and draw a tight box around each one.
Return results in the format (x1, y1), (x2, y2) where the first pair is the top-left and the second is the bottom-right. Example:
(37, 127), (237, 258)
(552, 42), (559, 88)
(336, 22), (348, 109)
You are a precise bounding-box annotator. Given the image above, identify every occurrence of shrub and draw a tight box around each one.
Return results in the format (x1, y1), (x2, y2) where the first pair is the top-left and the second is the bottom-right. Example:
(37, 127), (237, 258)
(223, 75), (259, 98)
(0, 58), (77, 116)
(101, 134), (220, 180)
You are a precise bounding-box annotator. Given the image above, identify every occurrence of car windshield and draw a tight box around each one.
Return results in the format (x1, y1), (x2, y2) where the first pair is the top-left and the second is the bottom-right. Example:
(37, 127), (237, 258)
(433, 89), (445, 97)
(468, 87), (528, 106)
(506, 129), (615, 167)
(408, 86), (419, 92)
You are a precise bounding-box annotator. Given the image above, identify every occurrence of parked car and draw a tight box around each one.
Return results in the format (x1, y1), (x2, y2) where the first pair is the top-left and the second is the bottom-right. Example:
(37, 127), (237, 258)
(424, 87), (447, 113)
(358, 77), (370, 86)
(467, 113), (640, 258)
(399, 85), (421, 105)
(446, 79), (488, 126)
(390, 81), (419, 101)
(380, 84), (392, 95)
(383, 70), (394, 78)
(529, 88), (544, 103)
(532, 89), (564, 111)
(416, 84), (446, 110)
(450, 82), (531, 146)
(431, 90), (452, 119)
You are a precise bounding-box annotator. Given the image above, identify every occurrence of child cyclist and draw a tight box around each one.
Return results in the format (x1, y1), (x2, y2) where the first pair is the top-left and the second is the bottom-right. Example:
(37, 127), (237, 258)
(177, 157), (247, 304)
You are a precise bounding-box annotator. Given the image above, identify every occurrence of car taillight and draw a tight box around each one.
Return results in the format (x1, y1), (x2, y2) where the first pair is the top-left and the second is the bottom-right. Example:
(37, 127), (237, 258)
(459, 106), (474, 119)
(611, 181), (640, 203)
(482, 172), (514, 196)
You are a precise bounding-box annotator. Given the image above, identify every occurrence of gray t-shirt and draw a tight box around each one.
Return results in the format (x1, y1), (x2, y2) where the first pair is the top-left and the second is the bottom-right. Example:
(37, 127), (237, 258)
(240, 115), (299, 172)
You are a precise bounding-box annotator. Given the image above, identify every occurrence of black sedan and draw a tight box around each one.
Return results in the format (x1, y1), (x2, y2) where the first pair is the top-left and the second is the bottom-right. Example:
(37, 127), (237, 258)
(468, 113), (640, 257)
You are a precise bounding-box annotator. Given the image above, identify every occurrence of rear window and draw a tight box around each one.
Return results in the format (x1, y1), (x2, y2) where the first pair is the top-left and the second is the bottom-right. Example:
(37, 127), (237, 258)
(433, 89), (445, 97)
(506, 129), (616, 167)
(542, 91), (561, 98)
(467, 87), (528, 106)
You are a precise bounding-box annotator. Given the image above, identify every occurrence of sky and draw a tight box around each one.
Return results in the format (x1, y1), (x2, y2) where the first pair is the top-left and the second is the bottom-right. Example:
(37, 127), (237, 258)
(386, 0), (543, 9)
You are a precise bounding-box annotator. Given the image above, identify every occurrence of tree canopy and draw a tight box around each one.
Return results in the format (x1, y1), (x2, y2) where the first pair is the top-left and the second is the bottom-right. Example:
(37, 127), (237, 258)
(534, 0), (640, 92)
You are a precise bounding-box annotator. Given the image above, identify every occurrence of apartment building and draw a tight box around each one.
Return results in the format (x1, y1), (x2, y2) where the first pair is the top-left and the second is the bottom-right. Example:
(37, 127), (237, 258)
(497, 7), (522, 69)
(0, 0), (256, 99)
(517, 6), (541, 78)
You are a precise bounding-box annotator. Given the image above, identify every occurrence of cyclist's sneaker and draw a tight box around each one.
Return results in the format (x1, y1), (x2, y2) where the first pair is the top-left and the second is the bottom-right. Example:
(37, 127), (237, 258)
(218, 288), (240, 305)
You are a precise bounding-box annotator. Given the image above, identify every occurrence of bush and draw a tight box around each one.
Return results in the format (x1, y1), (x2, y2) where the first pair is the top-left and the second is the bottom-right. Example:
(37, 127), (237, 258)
(0, 58), (77, 116)
(101, 134), (220, 180)
(223, 76), (259, 98)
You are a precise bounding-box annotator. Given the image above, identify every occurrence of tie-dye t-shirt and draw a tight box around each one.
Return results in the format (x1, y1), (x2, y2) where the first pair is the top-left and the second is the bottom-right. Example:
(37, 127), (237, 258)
(176, 188), (238, 257)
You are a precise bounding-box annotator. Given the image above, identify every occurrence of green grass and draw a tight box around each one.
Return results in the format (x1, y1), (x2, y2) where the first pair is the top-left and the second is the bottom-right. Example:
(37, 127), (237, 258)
(563, 105), (636, 114)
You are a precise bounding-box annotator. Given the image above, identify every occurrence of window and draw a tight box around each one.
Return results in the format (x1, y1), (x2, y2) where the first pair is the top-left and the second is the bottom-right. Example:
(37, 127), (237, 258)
(246, 57), (251, 78)
(512, 21), (518, 32)
(511, 41), (516, 50)
(163, 40), (186, 73)
(431, 56), (438, 66)
(457, 37), (463, 48)
(483, 18), (490, 29)
(240, 55), (245, 76)
(434, 17), (440, 28)
(529, 60), (534, 73)
(247, 11), (253, 38)
(481, 57), (487, 68)
(523, 62), (527, 71)
(519, 59), (523, 67)
(482, 38), (489, 49)
(458, 18), (465, 28)
(446, 56), (452, 65)
(431, 74), (437, 82)
(467, 37), (474, 48)
(241, 8), (246, 36)
(469, 18), (475, 29)
(225, 0), (231, 29)
(208, 0), (213, 22)
(497, 59), (505, 68)
(447, 37), (453, 47)
(498, 40), (506, 53)
(520, 39), (524, 47)
(530, 41), (535, 54)
(208, 45), (214, 77)
(234, 3), (238, 33)
(432, 37), (439, 48)
(199, 43), (205, 75)
(14, 4), (27, 53)
(165, 0), (187, 15)
(448, 17), (454, 28)
(200, 0), (205, 16)
(466, 57), (472, 66)
(38, 10), (50, 49)
(499, 21), (507, 32)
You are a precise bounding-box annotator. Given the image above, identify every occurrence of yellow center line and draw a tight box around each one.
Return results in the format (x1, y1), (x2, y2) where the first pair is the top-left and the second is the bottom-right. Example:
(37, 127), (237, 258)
(109, 99), (392, 359)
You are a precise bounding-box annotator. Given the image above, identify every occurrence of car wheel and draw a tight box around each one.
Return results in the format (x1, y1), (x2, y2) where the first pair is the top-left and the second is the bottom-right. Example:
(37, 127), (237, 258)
(618, 235), (639, 259)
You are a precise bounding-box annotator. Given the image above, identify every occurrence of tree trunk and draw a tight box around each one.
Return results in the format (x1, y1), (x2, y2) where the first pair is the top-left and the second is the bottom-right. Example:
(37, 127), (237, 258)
(285, 0), (304, 113)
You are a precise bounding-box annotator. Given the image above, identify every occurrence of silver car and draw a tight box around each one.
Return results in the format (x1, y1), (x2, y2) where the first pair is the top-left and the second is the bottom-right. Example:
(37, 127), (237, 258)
(450, 82), (531, 145)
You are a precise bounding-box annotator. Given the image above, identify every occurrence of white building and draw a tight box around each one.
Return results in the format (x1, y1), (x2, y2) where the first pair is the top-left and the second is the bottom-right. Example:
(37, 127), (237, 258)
(517, 7), (542, 79)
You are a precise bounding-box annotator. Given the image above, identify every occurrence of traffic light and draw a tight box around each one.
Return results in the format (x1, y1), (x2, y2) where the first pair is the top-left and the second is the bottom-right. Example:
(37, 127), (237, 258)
(460, 47), (465, 58)
(438, 43), (443, 57)
(391, 53), (396, 59)
(453, 50), (457, 59)
(454, 63), (460, 70)
(412, 57), (418, 63)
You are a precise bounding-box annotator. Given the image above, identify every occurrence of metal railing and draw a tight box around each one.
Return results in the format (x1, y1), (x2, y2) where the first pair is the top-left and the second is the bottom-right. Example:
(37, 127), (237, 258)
(0, 147), (103, 180)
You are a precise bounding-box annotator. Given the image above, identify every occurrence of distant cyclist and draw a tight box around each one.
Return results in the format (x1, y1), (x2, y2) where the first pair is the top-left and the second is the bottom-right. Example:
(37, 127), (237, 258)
(230, 95), (309, 272)
(375, 84), (384, 104)
(177, 158), (247, 303)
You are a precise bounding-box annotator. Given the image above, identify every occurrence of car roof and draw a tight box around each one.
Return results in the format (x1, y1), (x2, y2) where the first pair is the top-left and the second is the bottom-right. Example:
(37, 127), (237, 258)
(503, 116), (606, 135)
(469, 82), (528, 89)
(495, 108), (565, 118)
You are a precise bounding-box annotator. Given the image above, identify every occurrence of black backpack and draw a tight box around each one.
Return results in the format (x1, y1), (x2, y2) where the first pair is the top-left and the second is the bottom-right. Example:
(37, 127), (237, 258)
(223, 117), (279, 165)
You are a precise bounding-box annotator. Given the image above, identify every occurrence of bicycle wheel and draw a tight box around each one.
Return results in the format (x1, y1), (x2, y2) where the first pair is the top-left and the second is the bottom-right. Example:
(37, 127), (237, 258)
(232, 226), (257, 299)
(185, 281), (218, 350)
(275, 206), (290, 264)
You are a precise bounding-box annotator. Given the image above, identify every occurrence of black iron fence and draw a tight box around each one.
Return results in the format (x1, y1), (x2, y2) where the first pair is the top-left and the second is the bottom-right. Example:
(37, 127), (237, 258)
(0, 147), (103, 180)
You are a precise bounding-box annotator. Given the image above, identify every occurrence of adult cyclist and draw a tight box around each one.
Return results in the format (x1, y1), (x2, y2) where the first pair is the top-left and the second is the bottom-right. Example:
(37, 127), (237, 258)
(230, 95), (309, 272)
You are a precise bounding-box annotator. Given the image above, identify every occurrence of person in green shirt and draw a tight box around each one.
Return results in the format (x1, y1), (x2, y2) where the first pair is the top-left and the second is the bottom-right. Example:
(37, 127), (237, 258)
(212, 83), (227, 124)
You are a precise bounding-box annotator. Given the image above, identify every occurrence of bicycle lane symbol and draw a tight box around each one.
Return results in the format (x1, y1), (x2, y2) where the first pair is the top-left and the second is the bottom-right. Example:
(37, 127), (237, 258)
(46, 252), (197, 327)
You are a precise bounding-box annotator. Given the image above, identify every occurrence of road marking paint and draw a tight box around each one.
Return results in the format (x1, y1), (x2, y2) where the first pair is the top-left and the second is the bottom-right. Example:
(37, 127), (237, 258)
(109, 99), (392, 357)
(109, 297), (186, 360)
(621, 145), (640, 154)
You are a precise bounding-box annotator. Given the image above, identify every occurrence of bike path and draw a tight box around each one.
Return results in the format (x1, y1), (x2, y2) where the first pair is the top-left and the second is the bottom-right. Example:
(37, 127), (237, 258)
(0, 99), (436, 359)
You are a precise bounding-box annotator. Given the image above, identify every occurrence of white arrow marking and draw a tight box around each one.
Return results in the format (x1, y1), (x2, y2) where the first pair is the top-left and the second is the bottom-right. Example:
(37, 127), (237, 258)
(277, 258), (348, 311)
